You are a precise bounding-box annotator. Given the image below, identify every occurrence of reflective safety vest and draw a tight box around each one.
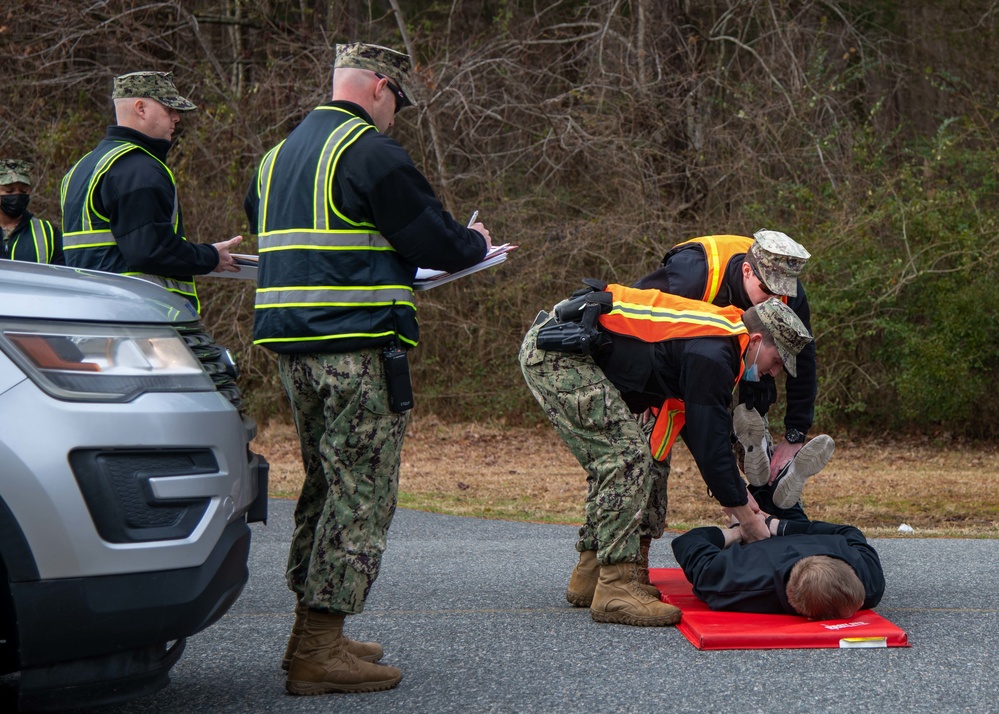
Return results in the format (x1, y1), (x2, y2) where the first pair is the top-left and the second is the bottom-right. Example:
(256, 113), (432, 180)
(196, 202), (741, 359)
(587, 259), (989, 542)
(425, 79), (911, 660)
(60, 141), (200, 311)
(663, 235), (753, 304)
(252, 106), (418, 354)
(599, 284), (750, 460)
(4, 217), (58, 263)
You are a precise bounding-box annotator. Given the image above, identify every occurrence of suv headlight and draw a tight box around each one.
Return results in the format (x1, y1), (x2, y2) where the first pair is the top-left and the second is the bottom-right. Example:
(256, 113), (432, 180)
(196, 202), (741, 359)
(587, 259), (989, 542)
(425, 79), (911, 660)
(0, 320), (215, 402)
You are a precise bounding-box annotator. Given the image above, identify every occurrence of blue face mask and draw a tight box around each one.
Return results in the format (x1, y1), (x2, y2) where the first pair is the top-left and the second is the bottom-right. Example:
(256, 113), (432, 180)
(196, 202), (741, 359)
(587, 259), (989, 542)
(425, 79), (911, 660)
(744, 342), (762, 382)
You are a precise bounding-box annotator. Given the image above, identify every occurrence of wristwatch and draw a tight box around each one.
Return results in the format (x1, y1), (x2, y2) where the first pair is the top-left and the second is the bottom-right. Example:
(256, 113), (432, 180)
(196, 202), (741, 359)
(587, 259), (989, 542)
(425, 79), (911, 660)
(785, 428), (806, 444)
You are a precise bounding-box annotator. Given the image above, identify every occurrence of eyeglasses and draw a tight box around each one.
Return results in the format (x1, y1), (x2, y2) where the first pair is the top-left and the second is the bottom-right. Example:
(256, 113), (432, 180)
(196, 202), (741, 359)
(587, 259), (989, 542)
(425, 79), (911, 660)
(374, 72), (407, 114)
(750, 263), (777, 296)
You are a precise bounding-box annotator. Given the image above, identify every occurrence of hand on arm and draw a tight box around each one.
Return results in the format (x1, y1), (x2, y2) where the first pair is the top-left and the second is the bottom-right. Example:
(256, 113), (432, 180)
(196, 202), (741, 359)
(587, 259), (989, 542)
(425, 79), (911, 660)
(722, 526), (743, 548)
(723, 503), (769, 543)
(212, 235), (243, 272)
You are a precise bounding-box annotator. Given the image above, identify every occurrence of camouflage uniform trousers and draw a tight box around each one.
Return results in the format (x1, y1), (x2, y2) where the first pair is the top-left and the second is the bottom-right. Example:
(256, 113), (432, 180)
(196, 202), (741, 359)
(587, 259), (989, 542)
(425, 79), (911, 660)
(519, 317), (656, 565)
(279, 349), (408, 615)
(638, 417), (671, 540)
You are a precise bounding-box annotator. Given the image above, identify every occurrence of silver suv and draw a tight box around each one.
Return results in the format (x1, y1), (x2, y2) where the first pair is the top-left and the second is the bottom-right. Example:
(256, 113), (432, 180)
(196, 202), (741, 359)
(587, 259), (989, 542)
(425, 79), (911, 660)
(0, 261), (267, 712)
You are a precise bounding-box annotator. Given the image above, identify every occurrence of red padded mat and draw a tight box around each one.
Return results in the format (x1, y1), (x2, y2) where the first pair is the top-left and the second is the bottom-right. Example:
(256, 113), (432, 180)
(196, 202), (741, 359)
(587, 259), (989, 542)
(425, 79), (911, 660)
(650, 567), (909, 650)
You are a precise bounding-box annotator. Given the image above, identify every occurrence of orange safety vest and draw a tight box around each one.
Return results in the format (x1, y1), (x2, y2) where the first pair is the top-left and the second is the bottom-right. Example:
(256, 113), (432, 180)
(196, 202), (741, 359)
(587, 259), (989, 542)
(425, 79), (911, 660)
(598, 284), (750, 460)
(666, 235), (754, 304)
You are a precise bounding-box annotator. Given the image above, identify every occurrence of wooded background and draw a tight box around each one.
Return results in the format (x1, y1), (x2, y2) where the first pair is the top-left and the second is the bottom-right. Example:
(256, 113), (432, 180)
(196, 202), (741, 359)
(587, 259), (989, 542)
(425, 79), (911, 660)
(3, 0), (998, 437)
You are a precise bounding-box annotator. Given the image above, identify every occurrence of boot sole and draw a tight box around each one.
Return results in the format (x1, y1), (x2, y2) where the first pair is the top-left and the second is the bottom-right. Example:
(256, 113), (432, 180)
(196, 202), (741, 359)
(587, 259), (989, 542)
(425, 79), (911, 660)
(732, 406), (770, 486)
(286, 674), (402, 695)
(590, 609), (681, 627)
(773, 435), (835, 508)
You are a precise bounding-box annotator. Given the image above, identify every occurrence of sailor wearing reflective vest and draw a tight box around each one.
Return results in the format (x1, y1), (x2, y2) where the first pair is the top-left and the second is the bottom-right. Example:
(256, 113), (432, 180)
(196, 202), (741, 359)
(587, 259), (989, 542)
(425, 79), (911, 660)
(520, 287), (813, 627)
(60, 71), (242, 312)
(245, 43), (490, 695)
(635, 230), (814, 473)
(631, 230), (814, 564)
(0, 159), (64, 264)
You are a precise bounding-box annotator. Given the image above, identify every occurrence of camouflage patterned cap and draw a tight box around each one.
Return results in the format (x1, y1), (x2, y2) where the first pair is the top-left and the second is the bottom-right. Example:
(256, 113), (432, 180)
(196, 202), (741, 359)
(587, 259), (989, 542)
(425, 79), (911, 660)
(753, 297), (813, 378)
(112, 71), (197, 112)
(748, 229), (811, 297)
(334, 42), (417, 108)
(0, 159), (33, 186)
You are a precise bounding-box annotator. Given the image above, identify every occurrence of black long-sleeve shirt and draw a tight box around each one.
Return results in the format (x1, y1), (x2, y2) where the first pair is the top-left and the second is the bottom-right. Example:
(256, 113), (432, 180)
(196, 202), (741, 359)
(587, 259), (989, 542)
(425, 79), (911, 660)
(634, 245), (817, 434)
(671, 521), (885, 614)
(244, 101), (486, 274)
(91, 126), (220, 277)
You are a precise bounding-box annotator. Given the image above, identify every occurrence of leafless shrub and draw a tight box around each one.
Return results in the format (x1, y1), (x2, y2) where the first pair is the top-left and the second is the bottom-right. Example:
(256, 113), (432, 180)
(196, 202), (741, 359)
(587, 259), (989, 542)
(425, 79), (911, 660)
(4, 1), (998, 433)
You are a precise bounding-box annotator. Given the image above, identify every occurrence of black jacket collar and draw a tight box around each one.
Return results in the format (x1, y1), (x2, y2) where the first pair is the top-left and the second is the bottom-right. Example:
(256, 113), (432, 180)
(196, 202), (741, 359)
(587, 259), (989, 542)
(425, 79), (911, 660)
(105, 125), (173, 162)
(325, 100), (375, 127)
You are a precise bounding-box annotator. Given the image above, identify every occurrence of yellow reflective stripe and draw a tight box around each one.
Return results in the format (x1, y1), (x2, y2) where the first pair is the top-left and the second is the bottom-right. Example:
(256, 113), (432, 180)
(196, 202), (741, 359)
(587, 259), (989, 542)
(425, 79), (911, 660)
(28, 219), (48, 262)
(258, 229), (390, 251)
(651, 403), (685, 460)
(316, 105), (367, 119)
(62, 230), (116, 249)
(324, 123), (376, 229)
(257, 143), (282, 234)
(83, 144), (136, 229)
(89, 143), (178, 230)
(59, 167), (72, 209)
(255, 331), (418, 348)
(314, 118), (369, 230)
(257, 116), (370, 233)
(261, 244), (396, 253)
(607, 302), (745, 333)
(255, 285), (414, 307)
(701, 235), (723, 303)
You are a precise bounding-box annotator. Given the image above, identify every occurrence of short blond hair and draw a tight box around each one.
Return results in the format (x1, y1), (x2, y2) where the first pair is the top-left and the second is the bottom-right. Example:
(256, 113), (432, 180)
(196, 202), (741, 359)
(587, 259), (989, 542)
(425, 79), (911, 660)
(786, 555), (865, 620)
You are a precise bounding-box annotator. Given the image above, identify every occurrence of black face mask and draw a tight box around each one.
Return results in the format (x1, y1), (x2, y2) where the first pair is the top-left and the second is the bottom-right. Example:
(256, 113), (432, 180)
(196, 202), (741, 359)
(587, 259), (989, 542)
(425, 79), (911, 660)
(0, 193), (30, 219)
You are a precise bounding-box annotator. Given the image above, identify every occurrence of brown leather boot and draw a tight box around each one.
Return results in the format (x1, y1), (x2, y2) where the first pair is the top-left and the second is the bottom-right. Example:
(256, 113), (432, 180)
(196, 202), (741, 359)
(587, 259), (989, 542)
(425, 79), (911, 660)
(282, 601), (384, 670)
(590, 563), (682, 627)
(286, 610), (401, 695)
(566, 550), (599, 607)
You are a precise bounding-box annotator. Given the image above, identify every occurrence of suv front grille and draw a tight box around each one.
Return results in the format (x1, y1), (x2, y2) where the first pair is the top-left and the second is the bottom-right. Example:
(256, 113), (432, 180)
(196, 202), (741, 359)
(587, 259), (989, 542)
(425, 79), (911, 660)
(175, 323), (244, 412)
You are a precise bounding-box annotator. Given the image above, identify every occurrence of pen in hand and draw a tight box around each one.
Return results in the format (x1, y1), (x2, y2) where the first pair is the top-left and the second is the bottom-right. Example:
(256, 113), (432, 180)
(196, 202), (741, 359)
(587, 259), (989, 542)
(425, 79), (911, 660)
(467, 210), (479, 228)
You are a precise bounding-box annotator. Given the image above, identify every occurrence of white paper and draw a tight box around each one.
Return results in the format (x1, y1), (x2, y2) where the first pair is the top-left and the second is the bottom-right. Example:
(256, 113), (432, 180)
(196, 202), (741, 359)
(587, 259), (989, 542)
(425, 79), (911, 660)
(414, 244), (517, 291)
(204, 246), (516, 288)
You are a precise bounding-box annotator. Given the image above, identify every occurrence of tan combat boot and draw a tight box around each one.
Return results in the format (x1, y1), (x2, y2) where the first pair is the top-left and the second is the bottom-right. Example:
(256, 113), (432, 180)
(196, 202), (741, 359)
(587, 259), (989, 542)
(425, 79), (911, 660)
(566, 550), (599, 607)
(286, 610), (401, 695)
(281, 600), (384, 670)
(590, 563), (682, 627)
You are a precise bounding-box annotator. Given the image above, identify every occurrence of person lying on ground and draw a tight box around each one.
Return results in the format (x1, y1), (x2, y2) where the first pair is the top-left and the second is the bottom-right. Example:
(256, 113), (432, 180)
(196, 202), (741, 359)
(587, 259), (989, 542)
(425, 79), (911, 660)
(670, 477), (885, 619)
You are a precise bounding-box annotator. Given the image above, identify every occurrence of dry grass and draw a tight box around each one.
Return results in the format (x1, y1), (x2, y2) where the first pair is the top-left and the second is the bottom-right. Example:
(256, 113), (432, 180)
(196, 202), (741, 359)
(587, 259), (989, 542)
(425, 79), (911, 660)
(255, 418), (999, 539)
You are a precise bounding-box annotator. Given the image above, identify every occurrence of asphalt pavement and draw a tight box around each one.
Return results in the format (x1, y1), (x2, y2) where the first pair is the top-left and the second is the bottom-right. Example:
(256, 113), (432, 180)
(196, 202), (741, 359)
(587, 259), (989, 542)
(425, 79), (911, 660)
(67, 499), (999, 712)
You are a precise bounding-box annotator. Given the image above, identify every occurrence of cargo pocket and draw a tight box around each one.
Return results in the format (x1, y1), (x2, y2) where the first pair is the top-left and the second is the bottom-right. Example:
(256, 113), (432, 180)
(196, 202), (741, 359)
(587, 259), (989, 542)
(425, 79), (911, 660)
(555, 364), (609, 429)
(519, 321), (550, 368)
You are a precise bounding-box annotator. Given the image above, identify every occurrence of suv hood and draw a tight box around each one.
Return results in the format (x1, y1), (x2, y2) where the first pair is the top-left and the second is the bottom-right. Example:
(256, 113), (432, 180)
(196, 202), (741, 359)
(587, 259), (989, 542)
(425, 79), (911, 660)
(0, 261), (200, 325)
